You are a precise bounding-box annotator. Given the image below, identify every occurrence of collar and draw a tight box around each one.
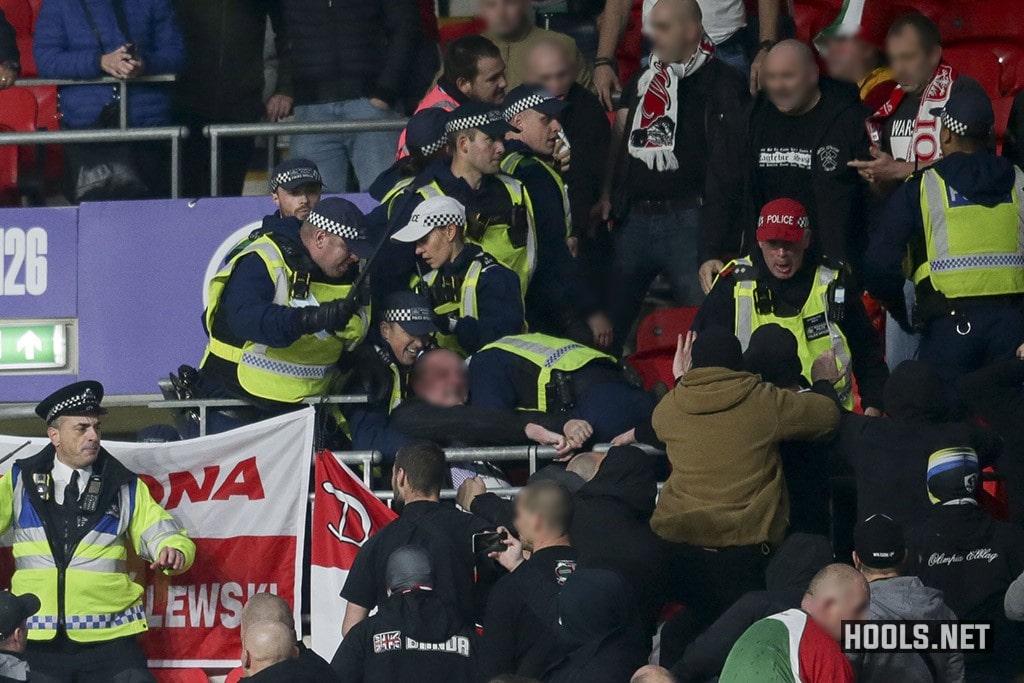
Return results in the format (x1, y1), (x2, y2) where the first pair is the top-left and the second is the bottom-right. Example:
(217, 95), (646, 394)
(399, 499), (440, 518)
(439, 243), (483, 274)
(503, 139), (533, 156)
(436, 77), (469, 106)
(51, 456), (92, 485)
(373, 342), (399, 368)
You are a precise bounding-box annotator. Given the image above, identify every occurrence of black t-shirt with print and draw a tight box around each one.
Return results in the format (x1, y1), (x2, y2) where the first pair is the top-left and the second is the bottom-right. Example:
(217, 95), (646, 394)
(881, 74), (988, 161)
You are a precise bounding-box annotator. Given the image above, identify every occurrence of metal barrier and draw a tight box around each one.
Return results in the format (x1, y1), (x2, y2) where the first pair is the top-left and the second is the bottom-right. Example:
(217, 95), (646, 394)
(16, 74), (177, 130)
(203, 118), (408, 196)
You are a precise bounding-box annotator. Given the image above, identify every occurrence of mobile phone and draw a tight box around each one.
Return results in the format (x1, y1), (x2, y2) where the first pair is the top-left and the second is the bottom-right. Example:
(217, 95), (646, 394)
(472, 530), (507, 555)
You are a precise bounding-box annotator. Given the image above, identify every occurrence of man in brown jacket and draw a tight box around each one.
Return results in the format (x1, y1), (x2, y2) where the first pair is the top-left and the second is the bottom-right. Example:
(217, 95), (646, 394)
(648, 327), (840, 625)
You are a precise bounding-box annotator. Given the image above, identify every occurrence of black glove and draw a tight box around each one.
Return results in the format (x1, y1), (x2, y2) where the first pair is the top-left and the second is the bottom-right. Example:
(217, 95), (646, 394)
(431, 311), (458, 334)
(298, 297), (360, 334)
(884, 298), (914, 334)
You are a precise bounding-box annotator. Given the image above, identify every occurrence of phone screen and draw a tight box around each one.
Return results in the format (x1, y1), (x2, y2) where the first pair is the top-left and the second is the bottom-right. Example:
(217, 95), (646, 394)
(472, 530), (507, 555)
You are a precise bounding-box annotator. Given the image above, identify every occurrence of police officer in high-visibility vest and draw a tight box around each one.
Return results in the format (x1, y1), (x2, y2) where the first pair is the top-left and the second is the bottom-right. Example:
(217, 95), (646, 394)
(370, 108), (451, 208)
(468, 332), (654, 442)
(385, 102), (538, 299)
(500, 84), (612, 349)
(392, 195), (524, 356)
(695, 198), (889, 413)
(0, 382), (196, 682)
(198, 197), (374, 433)
(867, 87), (1024, 389)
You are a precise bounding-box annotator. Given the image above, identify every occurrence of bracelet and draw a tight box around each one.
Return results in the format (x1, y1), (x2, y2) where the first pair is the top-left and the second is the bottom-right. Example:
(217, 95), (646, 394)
(594, 58), (616, 69)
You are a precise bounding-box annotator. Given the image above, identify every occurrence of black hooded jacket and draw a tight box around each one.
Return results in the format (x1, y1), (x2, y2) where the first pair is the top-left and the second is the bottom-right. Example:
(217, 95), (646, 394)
(832, 360), (1001, 527)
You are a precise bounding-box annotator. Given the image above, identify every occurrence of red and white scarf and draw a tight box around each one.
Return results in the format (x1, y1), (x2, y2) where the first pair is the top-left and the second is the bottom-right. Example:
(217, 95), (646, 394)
(627, 33), (715, 172)
(865, 62), (957, 163)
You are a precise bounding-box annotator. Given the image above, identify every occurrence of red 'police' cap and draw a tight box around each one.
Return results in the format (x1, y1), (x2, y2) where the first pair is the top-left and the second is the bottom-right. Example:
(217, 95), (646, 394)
(757, 198), (810, 244)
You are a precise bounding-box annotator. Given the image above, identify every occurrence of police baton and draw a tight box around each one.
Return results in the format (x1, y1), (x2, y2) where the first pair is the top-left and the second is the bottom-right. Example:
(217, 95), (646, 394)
(0, 441), (31, 468)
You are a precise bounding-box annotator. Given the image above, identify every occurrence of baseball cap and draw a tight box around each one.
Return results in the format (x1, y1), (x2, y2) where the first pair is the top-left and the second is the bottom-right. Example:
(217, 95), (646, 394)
(927, 447), (980, 504)
(445, 102), (518, 138)
(381, 291), (439, 337)
(386, 546), (434, 593)
(854, 514), (906, 569)
(391, 195), (467, 243)
(502, 84), (568, 121)
(269, 158), (322, 192)
(757, 198), (811, 244)
(0, 592), (40, 639)
(929, 88), (995, 139)
(406, 108), (450, 156)
(306, 197), (376, 259)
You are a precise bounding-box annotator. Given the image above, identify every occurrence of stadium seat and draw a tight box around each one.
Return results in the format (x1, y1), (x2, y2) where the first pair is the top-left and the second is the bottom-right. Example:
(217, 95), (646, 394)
(942, 42), (1024, 99)
(15, 35), (35, 76)
(0, 0), (32, 36)
(628, 307), (700, 391)
(0, 126), (19, 206)
(936, 0), (1024, 47)
(0, 87), (36, 133)
(994, 95), (1014, 153)
(151, 669), (209, 683)
(437, 17), (485, 50)
(224, 666), (243, 683)
(24, 0), (38, 27)
(792, 1), (834, 46)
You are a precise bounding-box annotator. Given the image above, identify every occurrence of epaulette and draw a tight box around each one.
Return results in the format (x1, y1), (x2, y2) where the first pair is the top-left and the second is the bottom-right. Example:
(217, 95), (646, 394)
(474, 252), (500, 270)
(728, 262), (758, 281)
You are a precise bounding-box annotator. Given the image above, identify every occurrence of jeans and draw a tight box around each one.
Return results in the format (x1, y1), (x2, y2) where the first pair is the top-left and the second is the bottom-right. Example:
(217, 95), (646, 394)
(886, 280), (920, 370)
(609, 204), (705, 349)
(290, 98), (402, 192)
(715, 30), (751, 78)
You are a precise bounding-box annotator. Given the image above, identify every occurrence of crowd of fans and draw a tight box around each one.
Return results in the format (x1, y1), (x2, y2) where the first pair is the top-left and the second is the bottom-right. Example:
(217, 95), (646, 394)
(2, 0), (1024, 680)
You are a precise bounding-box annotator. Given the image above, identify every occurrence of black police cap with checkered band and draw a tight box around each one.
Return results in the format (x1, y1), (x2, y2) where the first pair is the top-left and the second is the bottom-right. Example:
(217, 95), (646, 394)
(35, 381), (108, 423)
(502, 84), (568, 121)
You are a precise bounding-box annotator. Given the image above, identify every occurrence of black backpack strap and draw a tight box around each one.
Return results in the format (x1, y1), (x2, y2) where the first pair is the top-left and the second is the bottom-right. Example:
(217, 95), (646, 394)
(74, 0), (105, 50)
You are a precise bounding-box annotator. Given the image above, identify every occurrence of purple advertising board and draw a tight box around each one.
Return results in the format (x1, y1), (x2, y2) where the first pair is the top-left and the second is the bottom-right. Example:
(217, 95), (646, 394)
(1, 194), (377, 401)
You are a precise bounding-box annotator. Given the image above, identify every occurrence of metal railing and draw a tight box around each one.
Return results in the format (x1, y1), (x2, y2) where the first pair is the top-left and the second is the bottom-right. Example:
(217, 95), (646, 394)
(203, 118), (408, 196)
(16, 74), (177, 130)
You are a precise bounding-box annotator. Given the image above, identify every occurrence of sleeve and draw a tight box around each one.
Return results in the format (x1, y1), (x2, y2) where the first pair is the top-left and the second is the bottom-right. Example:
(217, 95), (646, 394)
(841, 289), (888, 411)
(958, 359), (1024, 435)
(0, 471), (14, 537)
(672, 594), (769, 682)
(453, 265), (525, 354)
(142, 0), (186, 74)
(469, 493), (515, 530)
(33, 1), (104, 79)
(373, 0), (421, 106)
(330, 619), (368, 681)
(1006, 570), (1024, 621)
(348, 407), (414, 464)
(812, 106), (871, 265)
(467, 350), (519, 411)
(339, 536), (380, 608)
(1004, 91), (1024, 169)
(574, 42), (594, 91)
(932, 604), (966, 682)
(633, 416), (667, 450)
(0, 9), (18, 66)
(389, 401), (566, 446)
(967, 422), (1002, 469)
(772, 387), (841, 443)
(265, 0), (292, 97)
(864, 177), (923, 304)
(219, 254), (306, 348)
(691, 273), (737, 333)
(129, 477), (196, 574)
(481, 580), (519, 679)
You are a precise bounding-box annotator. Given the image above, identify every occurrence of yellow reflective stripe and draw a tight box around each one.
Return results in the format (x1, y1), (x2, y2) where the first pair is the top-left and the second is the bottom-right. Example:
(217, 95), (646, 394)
(461, 260), (484, 318)
(13, 540), (52, 557)
(72, 541), (127, 561)
(489, 336), (584, 367)
(12, 526), (48, 545)
(817, 267), (852, 402)
(68, 557), (127, 574)
(14, 554), (56, 570)
(499, 152), (524, 175)
(240, 349), (333, 380)
(418, 183), (444, 199)
(497, 175), (537, 285)
(731, 258), (756, 349)
(139, 519), (185, 560)
(922, 170), (952, 260)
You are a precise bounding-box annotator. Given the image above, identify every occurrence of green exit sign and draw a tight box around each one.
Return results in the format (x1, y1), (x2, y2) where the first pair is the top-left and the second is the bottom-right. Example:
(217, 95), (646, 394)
(0, 321), (72, 372)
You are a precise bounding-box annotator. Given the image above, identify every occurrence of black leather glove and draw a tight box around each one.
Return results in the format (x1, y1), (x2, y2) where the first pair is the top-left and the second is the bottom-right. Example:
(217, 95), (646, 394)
(298, 297), (360, 334)
(431, 311), (458, 334)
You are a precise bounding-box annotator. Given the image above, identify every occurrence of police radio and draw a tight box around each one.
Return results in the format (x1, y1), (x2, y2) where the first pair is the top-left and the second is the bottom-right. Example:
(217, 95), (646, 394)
(32, 473), (51, 502)
(754, 285), (774, 315)
(827, 281), (846, 324)
(80, 475), (103, 514)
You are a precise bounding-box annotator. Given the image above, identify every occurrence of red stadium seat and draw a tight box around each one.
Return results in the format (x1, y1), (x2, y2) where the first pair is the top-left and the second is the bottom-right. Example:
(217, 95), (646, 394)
(15, 35), (35, 76)
(0, 126), (19, 206)
(224, 666), (243, 683)
(437, 17), (485, 50)
(994, 95), (1014, 153)
(23, 85), (62, 185)
(942, 43), (1004, 99)
(628, 307), (700, 390)
(792, 0), (835, 46)
(0, 0), (32, 36)
(936, 0), (1024, 47)
(151, 669), (209, 683)
(0, 87), (36, 133)
(24, 0), (38, 28)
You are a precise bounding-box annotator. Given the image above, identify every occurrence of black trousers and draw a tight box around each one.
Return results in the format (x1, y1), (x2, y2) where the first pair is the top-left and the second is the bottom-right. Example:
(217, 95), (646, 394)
(177, 111), (256, 198)
(27, 635), (155, 683)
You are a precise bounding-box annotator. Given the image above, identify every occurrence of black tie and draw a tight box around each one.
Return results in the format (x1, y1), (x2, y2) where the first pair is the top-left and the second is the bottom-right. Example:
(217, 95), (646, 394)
(64, 471), (79, 509)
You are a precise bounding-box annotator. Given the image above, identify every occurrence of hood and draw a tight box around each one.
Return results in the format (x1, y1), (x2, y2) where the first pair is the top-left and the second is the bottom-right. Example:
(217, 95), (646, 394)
(577, 446), (657, 519)
(867, 576), (952, 621)
(884, 360), (950, 421)
(381, 589), (464, 642)
(765, 533), (834, 603)
(932, 152), (1017, 208)
(668, 367), (760, 415)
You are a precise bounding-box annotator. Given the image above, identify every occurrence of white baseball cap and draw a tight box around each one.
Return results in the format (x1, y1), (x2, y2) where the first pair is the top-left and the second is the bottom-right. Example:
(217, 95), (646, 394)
(391, 195), (467, 243)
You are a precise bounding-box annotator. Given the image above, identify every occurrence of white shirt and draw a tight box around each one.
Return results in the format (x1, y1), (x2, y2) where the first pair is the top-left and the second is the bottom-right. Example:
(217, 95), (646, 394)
(51, 457), (93, 504)
(642, 0), (746, 45)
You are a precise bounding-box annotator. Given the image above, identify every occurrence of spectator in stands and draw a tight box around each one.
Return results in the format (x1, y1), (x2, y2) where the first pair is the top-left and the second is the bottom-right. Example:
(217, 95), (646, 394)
(907, 448), (1024, 681)
(468, 333), (654, 443)
(333, 546), (481, 682)
(172, 0), (292, 196)
(867, 88), (1024, 393)
(387, 348), (586, 455)
(849, 514), (964, 683)
(375, 109), (451, 202)
(482, 480), (579, 679)
(813, 0), (896, 109)
(545, 569), (648, 683)
(478, 0), (593, 91)
(281, 0), (420, 192)
(500, 85), (609, 345)
(632, 666), (677, 683)
(240, 621), (307, 681)
(833, 360), (1000, 528)
(1004, 89), (1024, 170)
(198, 198), (373, 433)
(669, 533), (833, 680)
(397, 35), (508, 158)
(241, 592), (336, 681)
(634, 327), (839, 622)
(341, 441), (492, 635)
(1008, 572), (1024, 622)
(597, 0), (749, 351)
(0, 592), (39, 683)
(718, 564), (866, 683)
(700, 40), (870, 289)
(0, 8), (19, 89)
(461, 446), (665, 637)
(524, 39), (610, 295)
(695, 198), (888, 413)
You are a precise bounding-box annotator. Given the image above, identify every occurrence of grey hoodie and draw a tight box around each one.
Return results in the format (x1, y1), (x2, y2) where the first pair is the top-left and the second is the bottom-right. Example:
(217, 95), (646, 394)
(849, 575), (965, 683)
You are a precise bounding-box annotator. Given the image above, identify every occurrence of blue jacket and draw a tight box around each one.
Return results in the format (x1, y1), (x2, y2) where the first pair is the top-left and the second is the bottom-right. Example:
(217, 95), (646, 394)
(34, 0), (185, 128)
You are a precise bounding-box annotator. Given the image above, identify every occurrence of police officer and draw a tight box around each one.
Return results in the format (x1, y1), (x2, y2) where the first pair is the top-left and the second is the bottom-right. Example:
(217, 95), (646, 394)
(392, 195), (524, 355)
(500, 85), (611, 348)
(199, 197), (375, 431)
(386, 102), (539, 299)
(332, 546), (481, 683)
(0, 591), (40, 683)
(867, 88), (1024, 390)
(370, 108), (451, 206)
(0, 381), (196, 682)
(468, 332), (654, 442)
(695, 198), (888, 412)
(339, 291), (440, 455)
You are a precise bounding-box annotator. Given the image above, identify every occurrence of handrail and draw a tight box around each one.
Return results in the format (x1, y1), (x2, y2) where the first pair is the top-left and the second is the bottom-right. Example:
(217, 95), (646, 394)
(0, 125), (189, 198)
(15, 74), (177, 130)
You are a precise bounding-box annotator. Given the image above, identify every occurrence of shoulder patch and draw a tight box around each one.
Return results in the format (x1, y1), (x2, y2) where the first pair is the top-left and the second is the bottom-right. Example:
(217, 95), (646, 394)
(372, 630), (403, 654)
(730, 263), (758, 281)
(554, 559), (577, 585)
(475, 253), (500, 270)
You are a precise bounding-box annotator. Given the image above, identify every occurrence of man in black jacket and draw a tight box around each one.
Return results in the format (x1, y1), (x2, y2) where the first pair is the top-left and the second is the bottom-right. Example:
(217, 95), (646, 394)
(700, 40), (870, 291)
(241, 592), (336, 682)
(596, 0), (750, 352)
(0, 8), (18, 89)
(240, 621), (318, 682)
(282, 0), (421, 192)
(0, 592), (38, 683)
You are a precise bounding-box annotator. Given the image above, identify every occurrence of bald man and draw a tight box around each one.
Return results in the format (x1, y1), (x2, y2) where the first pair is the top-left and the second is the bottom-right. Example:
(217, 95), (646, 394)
(240, 593), (336, 682)
(597, 0), (749, 353)
(241, 621), (302, 681)
(701, 38), (871, 292)
(719, 564), (867, 683)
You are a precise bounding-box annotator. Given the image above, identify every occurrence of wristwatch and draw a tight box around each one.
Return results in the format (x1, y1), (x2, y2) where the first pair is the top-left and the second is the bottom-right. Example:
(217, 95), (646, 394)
(758, 40), (776, 53)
